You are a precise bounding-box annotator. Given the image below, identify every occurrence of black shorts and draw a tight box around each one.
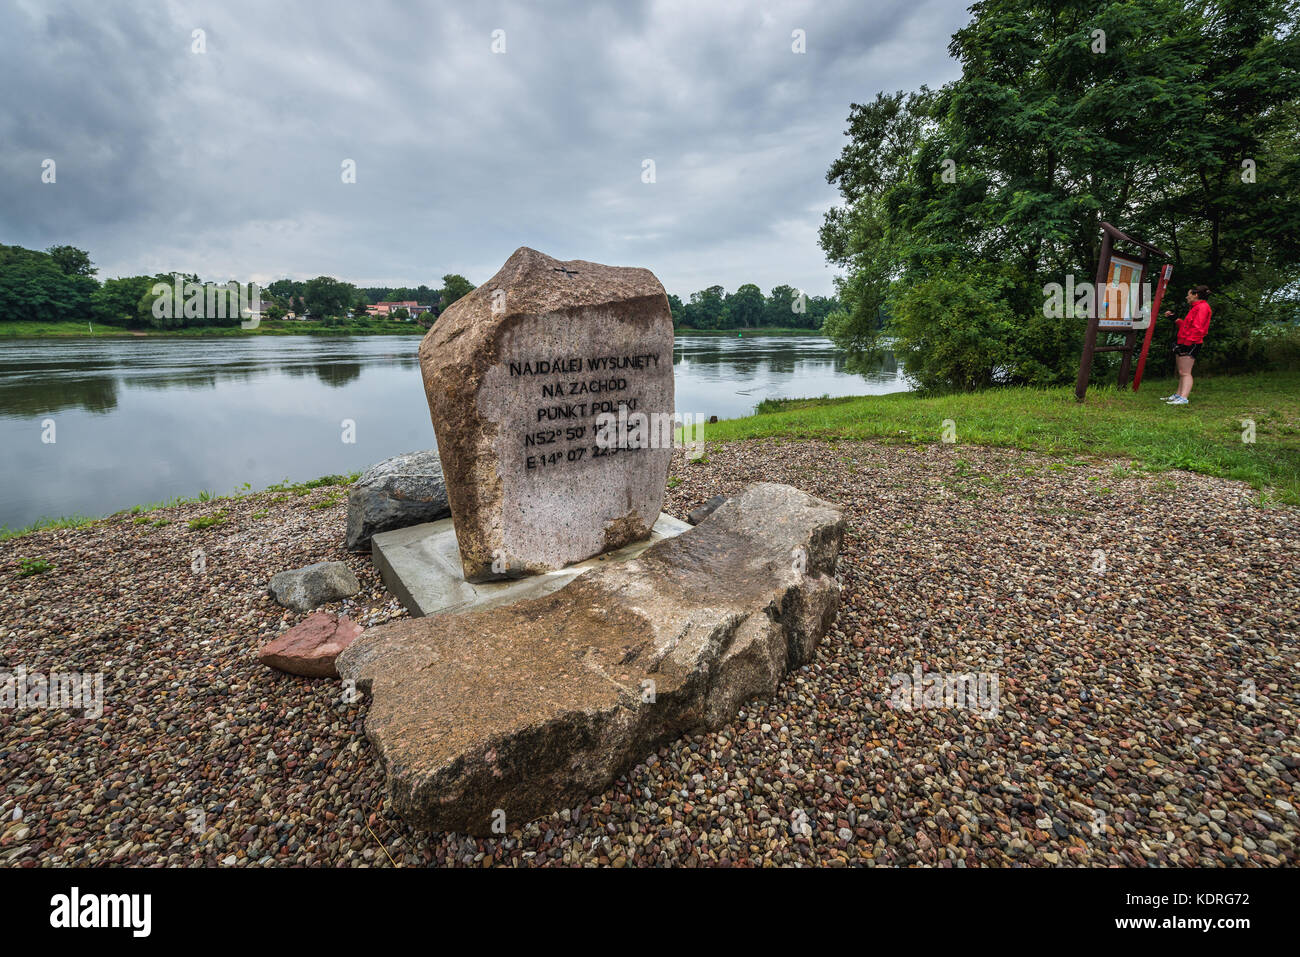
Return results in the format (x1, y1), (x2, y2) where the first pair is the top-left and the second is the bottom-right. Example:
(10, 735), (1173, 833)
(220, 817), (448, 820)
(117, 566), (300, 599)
(1173, 342), (1201, 358)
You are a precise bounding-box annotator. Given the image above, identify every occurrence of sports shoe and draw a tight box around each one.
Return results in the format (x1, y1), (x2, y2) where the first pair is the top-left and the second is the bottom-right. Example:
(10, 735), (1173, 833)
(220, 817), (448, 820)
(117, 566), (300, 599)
(1161, 394), (1180, 402)
(1167, 395), (1189, 405)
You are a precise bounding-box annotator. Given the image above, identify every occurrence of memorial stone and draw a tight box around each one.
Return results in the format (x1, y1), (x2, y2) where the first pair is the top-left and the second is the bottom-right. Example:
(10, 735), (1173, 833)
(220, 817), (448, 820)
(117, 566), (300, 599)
(419, 247), (675, 581)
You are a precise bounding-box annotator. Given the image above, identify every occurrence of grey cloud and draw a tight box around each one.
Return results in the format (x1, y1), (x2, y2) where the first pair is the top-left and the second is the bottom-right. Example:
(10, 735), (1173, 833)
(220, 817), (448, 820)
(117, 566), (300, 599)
(0, 0), (969, 296)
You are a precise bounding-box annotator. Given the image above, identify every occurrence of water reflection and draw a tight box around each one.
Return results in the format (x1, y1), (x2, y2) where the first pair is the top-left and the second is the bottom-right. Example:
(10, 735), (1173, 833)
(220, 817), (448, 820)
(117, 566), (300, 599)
(0, 334), (907, 528)
(673, 334), (908, 419)
(0, 338), (421, 416)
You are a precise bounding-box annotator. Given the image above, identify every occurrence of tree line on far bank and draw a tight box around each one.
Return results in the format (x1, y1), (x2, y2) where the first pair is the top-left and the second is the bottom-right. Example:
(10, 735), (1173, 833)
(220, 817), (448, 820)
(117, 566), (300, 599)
(0, 242), (838, 333)
(668, 284), (839, 331)
(0, 244), (480, 329)
(262, 275), (476, 324)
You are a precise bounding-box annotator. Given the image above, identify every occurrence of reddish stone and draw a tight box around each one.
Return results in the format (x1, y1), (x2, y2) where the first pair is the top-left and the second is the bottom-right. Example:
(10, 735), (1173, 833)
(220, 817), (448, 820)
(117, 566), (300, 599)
(258, 612), (363, 678)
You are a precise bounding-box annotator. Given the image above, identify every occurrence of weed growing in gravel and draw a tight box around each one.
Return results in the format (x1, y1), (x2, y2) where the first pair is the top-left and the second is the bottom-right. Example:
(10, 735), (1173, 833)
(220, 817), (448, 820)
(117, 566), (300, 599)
(0, 515), (97, 540)
(666, 477), (681, 489)
(17, 557), (51, 576)
(266, 474), (356, 495)
(187, 511), (227, 531)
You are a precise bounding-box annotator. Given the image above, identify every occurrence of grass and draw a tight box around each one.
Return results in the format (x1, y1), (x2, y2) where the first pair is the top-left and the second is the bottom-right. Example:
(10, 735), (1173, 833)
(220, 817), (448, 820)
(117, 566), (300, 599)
(705, 371), (1300, 505)
(0, 514), (98, 541)
(265, 473), (356, 493)
(16, 557), (51, 577)
(187, 511), (228, 531)
(0, 319), (424, 338)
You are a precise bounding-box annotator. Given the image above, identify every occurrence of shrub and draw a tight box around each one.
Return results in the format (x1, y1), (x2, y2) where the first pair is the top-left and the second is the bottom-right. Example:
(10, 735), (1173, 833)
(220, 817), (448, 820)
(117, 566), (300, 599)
(886, 268), (1018, 392)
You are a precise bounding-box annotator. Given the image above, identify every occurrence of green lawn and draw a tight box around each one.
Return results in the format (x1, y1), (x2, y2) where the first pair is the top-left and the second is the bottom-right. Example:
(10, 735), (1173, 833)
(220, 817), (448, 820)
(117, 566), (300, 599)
(705, 371), (1300, 505)
(0, 319), (424, 337)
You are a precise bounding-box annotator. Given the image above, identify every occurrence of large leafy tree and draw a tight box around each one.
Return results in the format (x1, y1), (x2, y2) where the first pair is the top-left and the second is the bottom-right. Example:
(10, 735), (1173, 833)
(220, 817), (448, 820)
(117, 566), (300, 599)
(0, 244), (98, 323)
(266, 279), (304, 302)
(46, 245), (96, 278)
(440, 274), (475, 310)
(684, 285), (725, 329)
(723, 283), (765, 328)
(91, 275), (156, 326)
(302, 276), (357, 319)
(822, 0), (1300, 389)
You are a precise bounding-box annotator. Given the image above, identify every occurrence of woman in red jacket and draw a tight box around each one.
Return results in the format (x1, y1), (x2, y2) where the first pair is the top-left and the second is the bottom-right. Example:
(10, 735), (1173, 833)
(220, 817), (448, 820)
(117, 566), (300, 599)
(1161, 286), (1212, 405)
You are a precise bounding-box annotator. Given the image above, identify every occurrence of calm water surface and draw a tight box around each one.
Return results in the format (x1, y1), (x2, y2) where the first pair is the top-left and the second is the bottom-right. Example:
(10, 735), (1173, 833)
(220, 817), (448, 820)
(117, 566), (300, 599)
(0, 334), (910, 528)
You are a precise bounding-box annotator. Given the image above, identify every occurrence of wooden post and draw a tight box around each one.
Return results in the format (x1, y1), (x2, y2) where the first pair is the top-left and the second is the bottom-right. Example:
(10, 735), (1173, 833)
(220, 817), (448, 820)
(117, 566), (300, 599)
(1116, 258), (1147, 388)
(1116, 329), (1137, 387)
(1133, 264), (1174, 391)
(1075, 227), (1112, 402)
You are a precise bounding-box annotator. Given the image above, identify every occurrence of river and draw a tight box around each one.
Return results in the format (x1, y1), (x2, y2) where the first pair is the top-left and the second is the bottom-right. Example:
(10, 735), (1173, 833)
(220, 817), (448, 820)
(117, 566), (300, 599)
(0, 334), (910, 529)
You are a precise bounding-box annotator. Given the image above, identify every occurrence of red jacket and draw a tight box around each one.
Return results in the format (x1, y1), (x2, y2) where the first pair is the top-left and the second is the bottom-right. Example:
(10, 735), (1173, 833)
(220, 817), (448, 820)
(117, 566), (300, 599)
(1176, 300), (1212, 344)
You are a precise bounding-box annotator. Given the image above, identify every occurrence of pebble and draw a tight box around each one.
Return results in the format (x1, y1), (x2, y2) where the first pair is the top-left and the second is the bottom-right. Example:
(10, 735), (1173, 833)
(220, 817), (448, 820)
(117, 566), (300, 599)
(0, 440), (1295, 867)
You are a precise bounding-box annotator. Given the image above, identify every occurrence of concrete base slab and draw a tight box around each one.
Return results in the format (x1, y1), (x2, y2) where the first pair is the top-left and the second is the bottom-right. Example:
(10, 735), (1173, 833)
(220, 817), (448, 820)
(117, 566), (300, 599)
(371, 513), (691, 617)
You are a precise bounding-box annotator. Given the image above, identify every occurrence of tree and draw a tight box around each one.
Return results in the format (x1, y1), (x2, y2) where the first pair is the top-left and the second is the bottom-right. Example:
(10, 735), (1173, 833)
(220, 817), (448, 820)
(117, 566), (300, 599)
(46, 245), (96, 277)
(821, 0), (1300, 388)
(804, 294), (840, 330)
(389, 306), (410, 320)
(90, 275), (155, 326)
(666, 293), (685, 326)
(887, 265), (1019, 392)
(267, 279), (304, 302)
(683, 286), (725, 329)
(440, 274), (475, 309)
(764, 285), (802, 327)
(724, 283), (765, 328)
(135, 273), (196, 330)
(302, 276), (357, 319)
(0, 244), (98, 324)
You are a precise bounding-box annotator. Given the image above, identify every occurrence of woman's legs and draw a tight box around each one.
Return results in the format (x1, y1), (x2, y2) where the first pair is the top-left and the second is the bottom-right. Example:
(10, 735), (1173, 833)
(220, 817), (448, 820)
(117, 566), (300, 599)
(1176, 354), (1195, 397)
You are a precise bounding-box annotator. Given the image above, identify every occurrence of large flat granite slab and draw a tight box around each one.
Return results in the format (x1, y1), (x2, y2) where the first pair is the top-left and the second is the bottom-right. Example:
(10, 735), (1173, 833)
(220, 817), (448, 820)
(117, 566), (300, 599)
(372, 512), (691, 617)
(340, 483), (844, 835)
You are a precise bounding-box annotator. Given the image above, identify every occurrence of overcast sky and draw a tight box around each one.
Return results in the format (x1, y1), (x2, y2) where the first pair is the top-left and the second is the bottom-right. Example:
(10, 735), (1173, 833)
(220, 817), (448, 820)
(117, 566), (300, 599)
(0, 0), (970, 298)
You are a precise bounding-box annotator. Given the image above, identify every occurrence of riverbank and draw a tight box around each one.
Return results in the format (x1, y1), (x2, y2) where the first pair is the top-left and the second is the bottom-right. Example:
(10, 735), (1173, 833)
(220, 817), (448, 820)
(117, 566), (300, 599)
(707, 371), (1300, 505)
(0, 320), (425, 338)
(1, 443), (1295, 866)
(0, 474), (359, 541)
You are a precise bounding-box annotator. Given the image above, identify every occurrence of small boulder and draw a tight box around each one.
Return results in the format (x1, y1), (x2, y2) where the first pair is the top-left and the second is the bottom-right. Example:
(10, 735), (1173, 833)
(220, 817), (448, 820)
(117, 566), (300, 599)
(346, 450), (450, 551)
(687, 494), (728, 526)
(259, 612), (363, 678)
(268, 561), (360, 612)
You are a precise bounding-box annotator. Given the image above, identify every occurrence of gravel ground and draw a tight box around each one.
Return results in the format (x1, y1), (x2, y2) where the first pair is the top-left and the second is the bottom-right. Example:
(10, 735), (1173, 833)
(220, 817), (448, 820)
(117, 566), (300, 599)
(1, 440), (1297, 867)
